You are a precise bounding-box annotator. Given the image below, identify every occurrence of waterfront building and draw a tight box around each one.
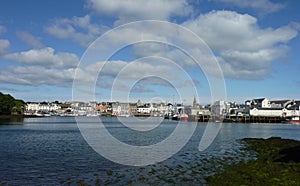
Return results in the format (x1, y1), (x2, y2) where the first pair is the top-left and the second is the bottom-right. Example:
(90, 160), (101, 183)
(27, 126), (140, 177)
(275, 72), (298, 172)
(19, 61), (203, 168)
(129, 103), (137, 116)
(26, 102), (61, 112)
(112, 102), (130, 116)
(49, 103), (61, 111)
(26, 102), (40, 111)
(211, 100), (227, 115)
(270, 100), (295, 109)
(198, 108), (211, 115)
(96, 103), (108, 113)
(246, 98), (271, 108)
(244, 98), (300, 117)
(136, 106), (151, 114)
(185, 96), (200, 115)
(249, 107), (299, 117)
(160, 103), (170, 115)
(185, 105), (200, 116)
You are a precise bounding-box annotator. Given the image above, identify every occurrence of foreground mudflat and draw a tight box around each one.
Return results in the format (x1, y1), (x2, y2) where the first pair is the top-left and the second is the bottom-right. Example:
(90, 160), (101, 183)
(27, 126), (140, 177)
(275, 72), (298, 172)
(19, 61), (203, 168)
(207, 137), (300, 186)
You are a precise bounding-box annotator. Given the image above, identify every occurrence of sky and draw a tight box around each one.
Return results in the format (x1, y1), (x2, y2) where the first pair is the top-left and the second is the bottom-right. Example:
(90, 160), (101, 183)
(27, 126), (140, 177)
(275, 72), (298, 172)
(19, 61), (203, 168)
(0, 0), (299, 105)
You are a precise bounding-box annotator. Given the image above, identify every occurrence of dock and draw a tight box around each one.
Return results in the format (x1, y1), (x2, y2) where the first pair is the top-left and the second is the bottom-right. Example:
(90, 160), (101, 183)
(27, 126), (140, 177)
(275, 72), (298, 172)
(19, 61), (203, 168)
(188, 114), (287, 123)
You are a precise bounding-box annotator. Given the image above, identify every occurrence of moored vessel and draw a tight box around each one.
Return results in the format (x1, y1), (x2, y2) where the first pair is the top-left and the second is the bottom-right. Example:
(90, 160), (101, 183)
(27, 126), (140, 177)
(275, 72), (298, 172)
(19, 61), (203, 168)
(290, 116), (300, 124)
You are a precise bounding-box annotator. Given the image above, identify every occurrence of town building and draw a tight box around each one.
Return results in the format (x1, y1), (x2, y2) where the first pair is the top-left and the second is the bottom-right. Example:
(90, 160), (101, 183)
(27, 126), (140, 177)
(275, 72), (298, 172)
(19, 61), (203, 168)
(245, 98), (299, 117)
(112, 102), (130, 116)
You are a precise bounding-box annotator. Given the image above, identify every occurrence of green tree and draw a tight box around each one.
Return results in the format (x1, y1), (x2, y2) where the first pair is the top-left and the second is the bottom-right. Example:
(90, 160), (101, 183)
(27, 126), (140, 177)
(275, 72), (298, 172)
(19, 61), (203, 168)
(0, 92), (26, 115)
(12, 99), (26, 114)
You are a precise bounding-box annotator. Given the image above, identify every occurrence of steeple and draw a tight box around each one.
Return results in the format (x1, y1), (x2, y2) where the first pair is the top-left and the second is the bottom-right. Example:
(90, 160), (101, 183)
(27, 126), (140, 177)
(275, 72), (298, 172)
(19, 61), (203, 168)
(137, 99), (143, 107)
(193, 96), (197, 108)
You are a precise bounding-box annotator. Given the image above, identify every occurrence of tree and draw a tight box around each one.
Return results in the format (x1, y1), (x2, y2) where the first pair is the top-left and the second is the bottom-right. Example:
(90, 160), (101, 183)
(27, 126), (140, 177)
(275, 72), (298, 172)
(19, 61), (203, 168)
(12, 99), (26, 114)
(0, 92), (26, 115)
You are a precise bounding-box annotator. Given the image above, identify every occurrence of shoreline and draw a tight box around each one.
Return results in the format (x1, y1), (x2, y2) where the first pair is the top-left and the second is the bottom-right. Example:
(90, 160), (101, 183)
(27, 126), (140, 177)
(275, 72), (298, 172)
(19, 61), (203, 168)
(0, 115), (43, 119)
(207, 137), (300, 185)
(0, 114), (298, 125)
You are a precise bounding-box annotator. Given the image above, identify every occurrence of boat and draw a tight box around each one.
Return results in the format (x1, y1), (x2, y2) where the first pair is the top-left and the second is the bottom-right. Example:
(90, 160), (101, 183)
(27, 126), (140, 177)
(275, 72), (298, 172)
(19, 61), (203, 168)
(289, 116), (300, 124)
(164, 114), (171, 119)
(172, 114), (179, 120)
(180, 113), (189, 121)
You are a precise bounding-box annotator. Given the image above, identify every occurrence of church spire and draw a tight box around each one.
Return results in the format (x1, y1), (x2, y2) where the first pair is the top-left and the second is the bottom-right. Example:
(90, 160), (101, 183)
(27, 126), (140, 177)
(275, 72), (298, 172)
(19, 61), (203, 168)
(193, 96), (197, 108)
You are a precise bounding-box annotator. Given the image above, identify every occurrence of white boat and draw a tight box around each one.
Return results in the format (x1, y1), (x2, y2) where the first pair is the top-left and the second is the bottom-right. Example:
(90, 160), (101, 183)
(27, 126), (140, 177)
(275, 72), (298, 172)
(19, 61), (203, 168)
(290, 116), (300, 124)
(180, 113), (189, 121)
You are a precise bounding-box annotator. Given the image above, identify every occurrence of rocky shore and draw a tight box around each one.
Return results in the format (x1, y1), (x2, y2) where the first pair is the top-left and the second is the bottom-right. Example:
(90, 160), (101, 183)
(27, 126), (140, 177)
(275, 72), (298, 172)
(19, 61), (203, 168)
(207, 137), (300, 185)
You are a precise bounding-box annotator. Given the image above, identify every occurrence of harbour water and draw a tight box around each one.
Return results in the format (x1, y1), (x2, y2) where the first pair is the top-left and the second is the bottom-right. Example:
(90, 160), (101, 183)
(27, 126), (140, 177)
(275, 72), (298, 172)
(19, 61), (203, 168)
(0, 117), (300, 185)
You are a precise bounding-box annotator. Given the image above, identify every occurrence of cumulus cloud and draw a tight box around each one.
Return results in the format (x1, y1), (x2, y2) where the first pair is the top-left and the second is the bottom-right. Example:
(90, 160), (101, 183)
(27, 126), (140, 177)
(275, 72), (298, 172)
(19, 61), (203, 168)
(3, 47), (79, 68)
(78, 60), (173, 84)
(183, 10), (299, 79)
(73, 57), (199, 99)
(0, 58), (175, 89)
(16, 31), (44, 49)
(184, 11), (298, 51)
(80, 11), (298, 80)
(212, 0), (285, 15)
(0, 66), (75, 87)
(45, 15), (107, 46)
(0, 54), (201, 102)
(86, 0), (192, 24)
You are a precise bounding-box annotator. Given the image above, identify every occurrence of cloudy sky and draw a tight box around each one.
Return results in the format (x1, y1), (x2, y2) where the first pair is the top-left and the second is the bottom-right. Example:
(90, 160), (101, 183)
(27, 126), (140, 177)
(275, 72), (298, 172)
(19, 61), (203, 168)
(0, 0), (299, 104)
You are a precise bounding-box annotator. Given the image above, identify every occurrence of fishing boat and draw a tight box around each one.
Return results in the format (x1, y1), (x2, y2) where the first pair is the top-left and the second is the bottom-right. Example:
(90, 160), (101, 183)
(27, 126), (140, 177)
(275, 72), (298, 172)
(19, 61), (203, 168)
(180, 113), (189, 121)
(290, 116), (300, 124)
(172, 114), (179, 120)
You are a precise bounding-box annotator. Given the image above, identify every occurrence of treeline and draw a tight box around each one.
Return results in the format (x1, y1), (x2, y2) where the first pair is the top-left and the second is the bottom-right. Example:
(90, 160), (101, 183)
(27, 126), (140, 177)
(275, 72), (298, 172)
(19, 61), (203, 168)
(0, 92), (26, 115)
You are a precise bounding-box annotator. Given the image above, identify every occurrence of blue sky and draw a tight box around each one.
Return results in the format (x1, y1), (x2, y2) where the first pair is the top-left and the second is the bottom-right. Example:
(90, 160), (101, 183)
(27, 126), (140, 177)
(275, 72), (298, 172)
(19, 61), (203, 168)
(0, 0), (299, 104)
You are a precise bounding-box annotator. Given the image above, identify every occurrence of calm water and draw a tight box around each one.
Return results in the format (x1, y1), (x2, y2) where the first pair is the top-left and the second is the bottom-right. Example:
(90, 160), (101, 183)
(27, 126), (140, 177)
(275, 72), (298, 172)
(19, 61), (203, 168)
(0, 117), (300, 185)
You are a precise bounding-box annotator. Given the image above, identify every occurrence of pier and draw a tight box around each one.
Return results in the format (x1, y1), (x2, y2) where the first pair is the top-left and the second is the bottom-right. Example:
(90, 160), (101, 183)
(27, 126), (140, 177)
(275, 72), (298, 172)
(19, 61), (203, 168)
(226, 115), (284, 123)
(188, 114), (287, 123)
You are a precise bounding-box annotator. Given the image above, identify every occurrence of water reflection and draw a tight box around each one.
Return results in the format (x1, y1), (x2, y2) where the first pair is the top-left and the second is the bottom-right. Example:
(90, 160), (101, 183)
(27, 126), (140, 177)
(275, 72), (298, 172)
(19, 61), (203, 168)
(0, 116), (24, 124)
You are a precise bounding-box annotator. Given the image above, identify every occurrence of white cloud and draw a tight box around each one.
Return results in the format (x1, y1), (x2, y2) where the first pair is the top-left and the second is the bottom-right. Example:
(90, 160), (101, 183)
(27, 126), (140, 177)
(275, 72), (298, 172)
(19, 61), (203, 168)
(86, 0), (192, 24)
(73, 57), (198, 97)
(0, 66), (75, 87)
(16, 31), (44, 49)
(0, 58), (174, 88)
(3, 47), (79, 68)
(183, 10), (299, 79)
(45, 15), (107, 46)
(0, 57), (200, 101)
(81, 60), (173, 82)
(213, 0), (285, 15)
(0, 39), (10, 55)
(184, 11), (298, 51)
(84, 12), (298, 80)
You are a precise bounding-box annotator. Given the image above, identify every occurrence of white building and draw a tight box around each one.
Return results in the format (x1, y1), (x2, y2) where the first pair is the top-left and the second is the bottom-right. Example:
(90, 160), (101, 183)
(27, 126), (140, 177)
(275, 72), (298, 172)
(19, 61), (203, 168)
(247, 98), (271, 108)
(250, 108), (299, 117)
(112, 102), (130, 116)
(39, 104), (50, 111)
(49, 103), (61, 111)
(211, 100), (227, 115)
(136, 107), (151, 114)
(26, 102), (61, 112)
(26, 102), (39, 111)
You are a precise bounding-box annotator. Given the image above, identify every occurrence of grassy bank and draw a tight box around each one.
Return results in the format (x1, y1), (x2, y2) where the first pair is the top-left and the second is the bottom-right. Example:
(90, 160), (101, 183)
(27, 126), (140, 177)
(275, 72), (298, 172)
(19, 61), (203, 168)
(207, 137), (300, 185)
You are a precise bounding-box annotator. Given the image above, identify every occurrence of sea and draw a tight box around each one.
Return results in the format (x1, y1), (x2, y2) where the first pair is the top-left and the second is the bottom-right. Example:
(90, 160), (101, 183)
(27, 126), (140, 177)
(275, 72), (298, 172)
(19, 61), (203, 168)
(0, 116), (299, 185)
